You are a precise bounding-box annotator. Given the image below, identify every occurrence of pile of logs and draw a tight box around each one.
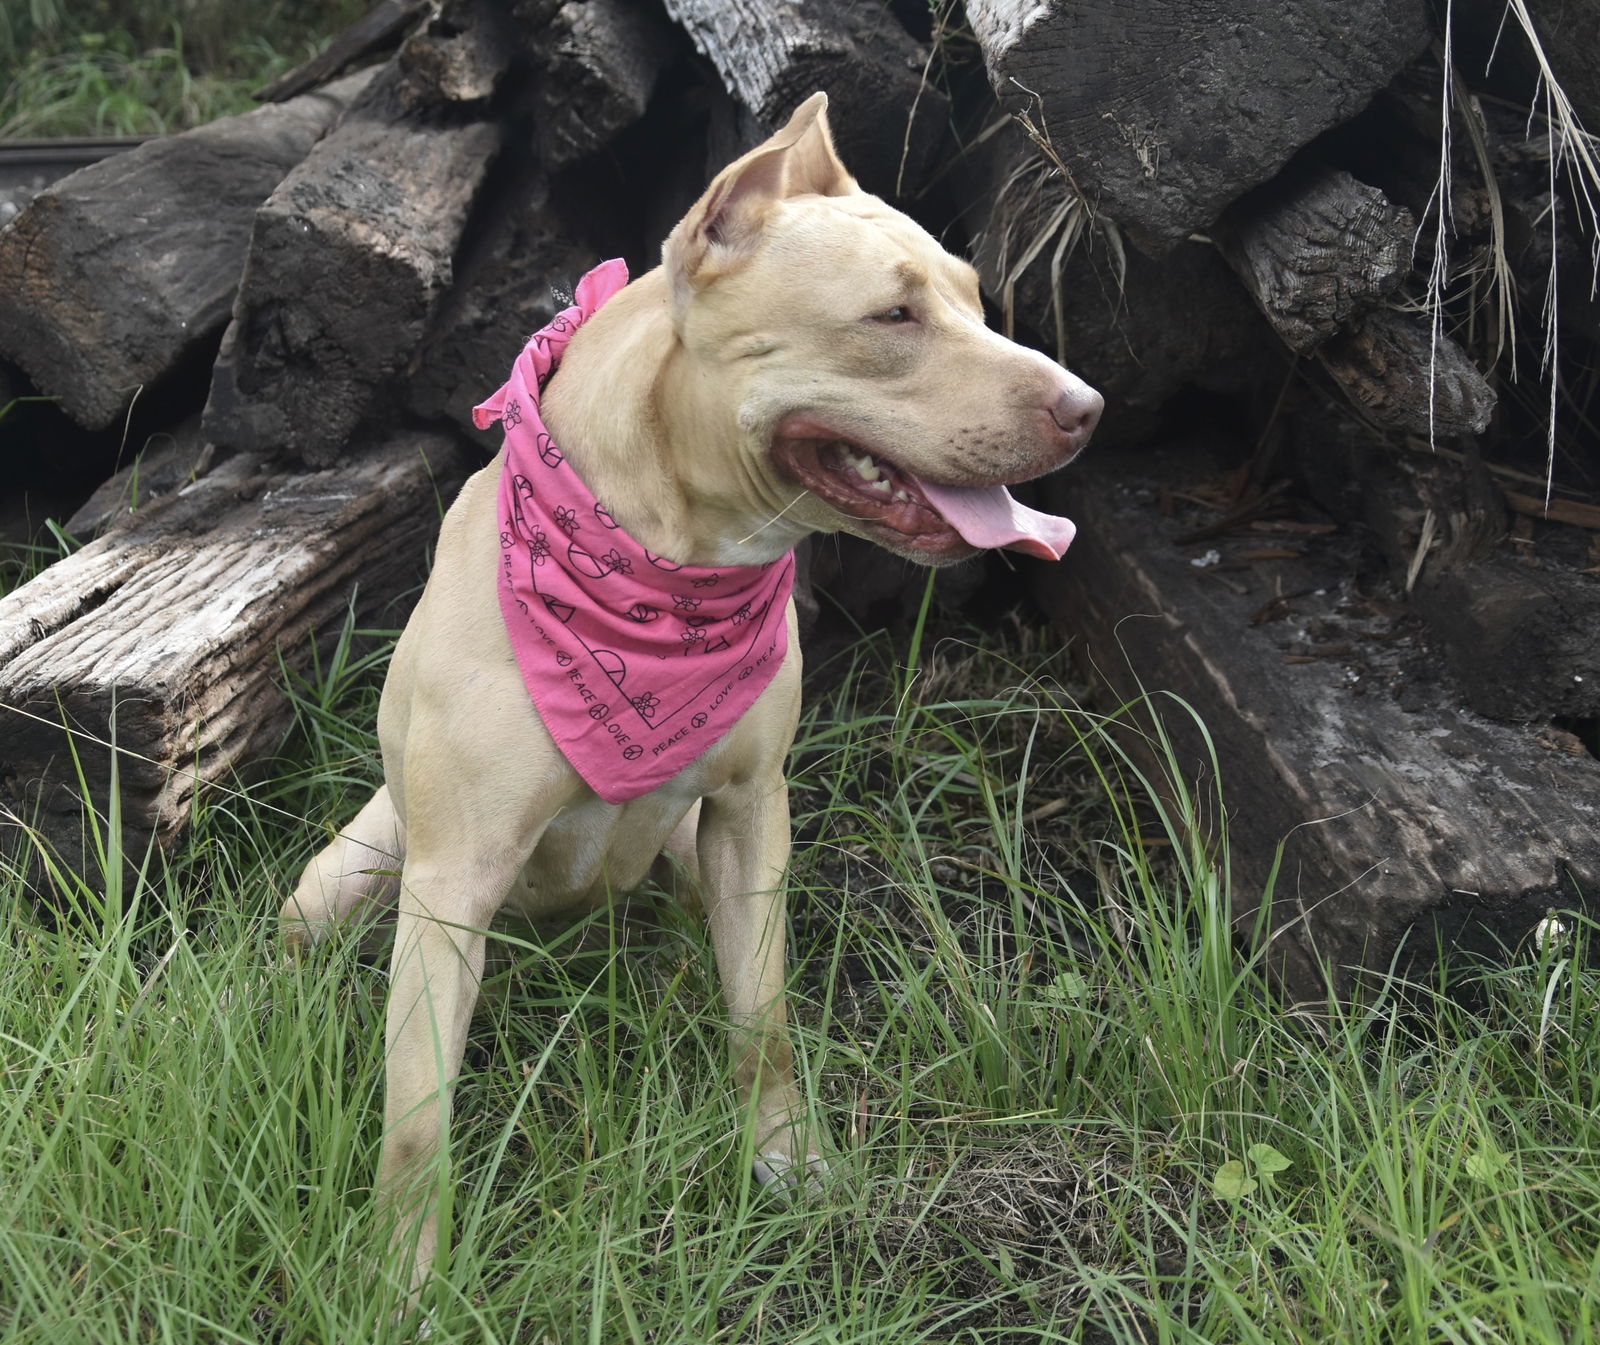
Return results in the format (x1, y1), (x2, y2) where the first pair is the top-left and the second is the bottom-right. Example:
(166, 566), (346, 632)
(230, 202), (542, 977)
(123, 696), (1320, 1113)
(0, 0), (1597, 996)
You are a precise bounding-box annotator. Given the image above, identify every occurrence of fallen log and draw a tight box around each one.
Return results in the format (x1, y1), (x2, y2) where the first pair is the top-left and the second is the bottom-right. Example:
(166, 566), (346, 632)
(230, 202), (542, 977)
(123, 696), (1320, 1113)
(62, 413), (214, 538)
(660, 0), (947, 197)
(1317, 308), (1496, 439)
(405, 158), (597, 446)
(1214, 167), (1417, 354)
(203, 60), (502, 467)
(0, 432), (470, 877)
(0, 69), (375, 433)
(1030, 440), (1600, 1002)
(0, 136), (148, 226)
(973, 133), (1280, 443)
(397, 0), (513, 105)
(1418, 550), (1600, 722)
(255, 0), (427, 103)
(1288, 404), (1599, 724)
(965, 0), (1431, 254)
(533, 0), (680, 169)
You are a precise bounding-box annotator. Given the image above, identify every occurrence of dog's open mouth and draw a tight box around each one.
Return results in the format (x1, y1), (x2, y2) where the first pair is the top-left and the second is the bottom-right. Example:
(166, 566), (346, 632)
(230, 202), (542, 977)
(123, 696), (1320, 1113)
(771, 430), (1077, 561)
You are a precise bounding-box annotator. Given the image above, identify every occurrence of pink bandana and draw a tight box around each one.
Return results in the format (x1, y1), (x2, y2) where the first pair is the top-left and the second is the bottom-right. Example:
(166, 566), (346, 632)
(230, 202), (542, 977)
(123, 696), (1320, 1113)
(473, 260), (796, 804)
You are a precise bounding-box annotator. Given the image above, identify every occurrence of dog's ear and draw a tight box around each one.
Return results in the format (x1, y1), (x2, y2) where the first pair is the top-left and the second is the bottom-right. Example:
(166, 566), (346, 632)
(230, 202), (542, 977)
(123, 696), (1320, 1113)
(663, 92), (857, 317)
(778, 92), (855, 199)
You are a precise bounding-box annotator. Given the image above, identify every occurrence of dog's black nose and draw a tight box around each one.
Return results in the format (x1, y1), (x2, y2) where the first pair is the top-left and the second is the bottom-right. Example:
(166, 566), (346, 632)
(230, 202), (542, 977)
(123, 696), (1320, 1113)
(1050, 386), (1104, 459)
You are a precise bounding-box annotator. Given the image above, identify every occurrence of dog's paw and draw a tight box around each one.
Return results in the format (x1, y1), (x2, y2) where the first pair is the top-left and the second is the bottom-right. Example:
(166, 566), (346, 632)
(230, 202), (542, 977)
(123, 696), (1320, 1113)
(753, 1148), (831, 1192)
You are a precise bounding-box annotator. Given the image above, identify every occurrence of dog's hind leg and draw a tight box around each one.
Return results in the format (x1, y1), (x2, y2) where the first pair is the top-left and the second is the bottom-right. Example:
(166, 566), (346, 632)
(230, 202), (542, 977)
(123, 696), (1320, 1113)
(281, 784), (406, 955)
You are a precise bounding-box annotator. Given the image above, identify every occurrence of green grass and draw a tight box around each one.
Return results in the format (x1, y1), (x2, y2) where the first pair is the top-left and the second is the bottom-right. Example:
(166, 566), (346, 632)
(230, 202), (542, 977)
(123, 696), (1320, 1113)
(1, 608), (1597, 1342)
(0, 1), (366, 137)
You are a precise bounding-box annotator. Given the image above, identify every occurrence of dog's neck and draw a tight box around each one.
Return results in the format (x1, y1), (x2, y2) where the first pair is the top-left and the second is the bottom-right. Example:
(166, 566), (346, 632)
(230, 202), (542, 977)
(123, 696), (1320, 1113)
(540, 268), (810, 570)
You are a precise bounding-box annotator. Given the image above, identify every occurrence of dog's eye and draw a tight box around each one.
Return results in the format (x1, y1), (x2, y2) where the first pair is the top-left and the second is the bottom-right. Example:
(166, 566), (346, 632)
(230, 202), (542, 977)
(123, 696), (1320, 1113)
(874, 305), (913, 324)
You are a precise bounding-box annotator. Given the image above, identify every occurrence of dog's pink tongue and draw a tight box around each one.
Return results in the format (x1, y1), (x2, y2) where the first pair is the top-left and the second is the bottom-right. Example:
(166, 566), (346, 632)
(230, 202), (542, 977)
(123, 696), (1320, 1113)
(914, 479), (1077, 560)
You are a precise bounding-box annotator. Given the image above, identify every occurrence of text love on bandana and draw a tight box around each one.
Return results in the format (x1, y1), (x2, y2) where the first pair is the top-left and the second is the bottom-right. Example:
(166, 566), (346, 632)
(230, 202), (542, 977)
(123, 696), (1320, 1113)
(473, 259), (796, 804)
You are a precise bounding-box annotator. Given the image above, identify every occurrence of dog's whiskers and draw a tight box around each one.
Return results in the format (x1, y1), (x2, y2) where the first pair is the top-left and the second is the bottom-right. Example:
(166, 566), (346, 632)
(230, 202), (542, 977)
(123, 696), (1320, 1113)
(738, 490), (811, 545)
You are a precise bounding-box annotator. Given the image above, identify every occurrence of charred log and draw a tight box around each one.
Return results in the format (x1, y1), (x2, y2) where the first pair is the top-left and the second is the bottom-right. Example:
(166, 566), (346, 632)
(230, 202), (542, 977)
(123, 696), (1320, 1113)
(0, 69), (375, 433)
(203, 61), (502, 467)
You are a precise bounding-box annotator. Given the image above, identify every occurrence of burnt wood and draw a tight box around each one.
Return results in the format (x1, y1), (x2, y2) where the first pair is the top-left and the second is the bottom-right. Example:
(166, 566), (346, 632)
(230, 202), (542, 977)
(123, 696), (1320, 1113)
(0, 70), (374, 432)
(966, 0), (1432, 255)
(0, 432), (470, 875)
(660, 0), (946, 197)
(974, 135), (1280, 444)
(255, 0), (427, 103)
(533, 0), (680, 169)
(1317, 308), (1496, 440)
(1215, 167), (1417, 354)
(1288, 404), (1600, 724)
(406, 160), (596, 445)
(397, 0), (513, 105)
(203, 61), (502, 467)
(1031, 441), (1600, 1002)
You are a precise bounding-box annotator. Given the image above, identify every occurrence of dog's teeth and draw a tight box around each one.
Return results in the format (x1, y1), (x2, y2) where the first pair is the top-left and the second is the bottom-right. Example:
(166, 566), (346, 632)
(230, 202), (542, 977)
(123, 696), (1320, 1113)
(845, 449), (881, 482)
(892, 488), (912, 503)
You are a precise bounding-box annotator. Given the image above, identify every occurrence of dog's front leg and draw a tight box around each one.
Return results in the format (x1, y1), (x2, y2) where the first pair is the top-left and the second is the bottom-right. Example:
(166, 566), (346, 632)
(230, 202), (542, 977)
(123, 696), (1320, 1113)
(697, 773), (820, 1184)
(377, 859), (505, 1299)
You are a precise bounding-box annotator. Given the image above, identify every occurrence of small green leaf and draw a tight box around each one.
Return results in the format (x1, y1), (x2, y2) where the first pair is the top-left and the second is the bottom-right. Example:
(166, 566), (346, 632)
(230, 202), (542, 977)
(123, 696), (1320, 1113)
(1212, 1160), (1257, 1200)
(1466, 1145), (1511, 1184)
(1248, 1143), (1292, 1177)
(1048, 971), (1088, 1002)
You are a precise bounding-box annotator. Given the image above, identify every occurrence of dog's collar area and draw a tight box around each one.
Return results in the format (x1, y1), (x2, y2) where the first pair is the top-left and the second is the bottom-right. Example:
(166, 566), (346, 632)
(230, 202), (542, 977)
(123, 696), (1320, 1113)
(477, 259), (797, 805)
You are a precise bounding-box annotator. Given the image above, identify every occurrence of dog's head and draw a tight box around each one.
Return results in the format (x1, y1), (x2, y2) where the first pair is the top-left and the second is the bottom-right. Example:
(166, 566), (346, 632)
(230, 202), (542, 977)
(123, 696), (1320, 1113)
(662, 94), (1101, 566)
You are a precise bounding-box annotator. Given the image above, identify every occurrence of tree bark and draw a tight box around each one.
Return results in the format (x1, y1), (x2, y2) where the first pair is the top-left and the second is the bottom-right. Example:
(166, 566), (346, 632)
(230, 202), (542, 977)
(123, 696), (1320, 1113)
(0, 69), (375, 432)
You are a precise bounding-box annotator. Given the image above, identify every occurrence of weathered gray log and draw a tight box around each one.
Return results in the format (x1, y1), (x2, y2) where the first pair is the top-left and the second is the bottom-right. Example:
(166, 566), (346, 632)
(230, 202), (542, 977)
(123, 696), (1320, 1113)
(533, 0), (679, 169)
(660, 0), (947, 197)
(62, 413), (214, 538)
(398, 0), (513, 105)
(1289, 403), (1599, 724)
(966, 0), (1431, 255)
(0, 432), (470, 874)
(203, 61), (502, 467)
(1030, 441), (1600, 1003)
(1419, 553), (1600, 722)
(0, 137), (148, 226)
(974, 134), (1279, 443)
(406, 160), (597, 446)
(1214, 167), (1416, 353)
(1317, 308), (1496, 439)
(0, 69), (374, 432)
(256, 0), (427, 102)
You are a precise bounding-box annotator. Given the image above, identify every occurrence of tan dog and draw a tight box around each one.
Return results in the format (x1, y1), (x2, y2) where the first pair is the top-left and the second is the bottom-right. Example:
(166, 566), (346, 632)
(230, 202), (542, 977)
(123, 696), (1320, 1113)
(284, 93), (1101, 1296)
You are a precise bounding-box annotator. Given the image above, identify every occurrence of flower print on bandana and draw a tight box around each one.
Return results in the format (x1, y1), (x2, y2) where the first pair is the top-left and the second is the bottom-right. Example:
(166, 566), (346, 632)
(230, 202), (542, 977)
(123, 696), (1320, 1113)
(473, 259), (796, 805)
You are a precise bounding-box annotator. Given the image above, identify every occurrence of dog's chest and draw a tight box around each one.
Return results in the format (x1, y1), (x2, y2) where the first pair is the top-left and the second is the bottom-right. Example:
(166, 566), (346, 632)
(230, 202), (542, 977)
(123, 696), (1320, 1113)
(500, 770), (708, 917)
